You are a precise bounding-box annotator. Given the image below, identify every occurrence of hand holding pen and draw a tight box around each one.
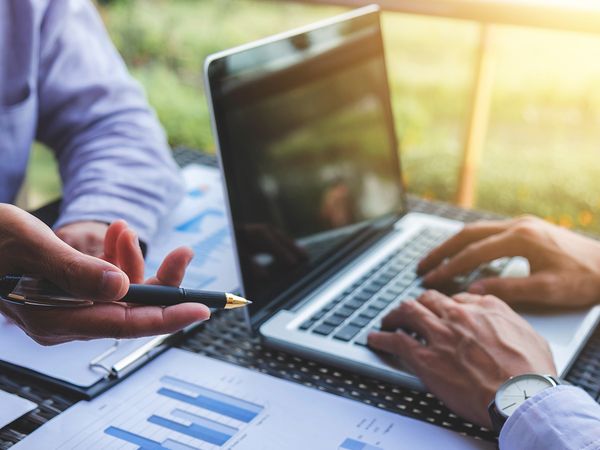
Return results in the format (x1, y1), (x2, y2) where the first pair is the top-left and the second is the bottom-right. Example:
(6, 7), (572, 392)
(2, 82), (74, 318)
(1, 275), (250, 309)
(0, 208), (212, 346)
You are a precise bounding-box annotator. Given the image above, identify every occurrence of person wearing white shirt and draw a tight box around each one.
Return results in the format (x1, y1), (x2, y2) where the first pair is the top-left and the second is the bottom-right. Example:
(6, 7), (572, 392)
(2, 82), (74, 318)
(369, 216), (600, 449)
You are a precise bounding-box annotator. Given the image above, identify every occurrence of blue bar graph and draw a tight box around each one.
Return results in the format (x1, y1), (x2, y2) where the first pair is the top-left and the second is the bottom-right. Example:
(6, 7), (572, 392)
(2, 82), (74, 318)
(340, 438), (384, 450)
(104, 426), (197, 450)
(149, 414), (234, 446)
(159, 376), (263, 423)
(172, 409), (238, 437)
(191, 227), (229, 267)
(188, 187), (206, 198)
(162, 439), (199, 450)
(176, 209), (224, 233)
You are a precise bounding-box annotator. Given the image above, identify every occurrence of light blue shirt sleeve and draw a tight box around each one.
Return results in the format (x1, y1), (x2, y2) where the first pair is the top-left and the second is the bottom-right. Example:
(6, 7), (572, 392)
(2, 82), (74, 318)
(500, 385), (600, 450)
(35, 0), (184, 243)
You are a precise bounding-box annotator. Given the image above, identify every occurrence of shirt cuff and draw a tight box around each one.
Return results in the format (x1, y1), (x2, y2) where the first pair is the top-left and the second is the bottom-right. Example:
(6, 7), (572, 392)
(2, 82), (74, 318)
(500, 385), (600, 450)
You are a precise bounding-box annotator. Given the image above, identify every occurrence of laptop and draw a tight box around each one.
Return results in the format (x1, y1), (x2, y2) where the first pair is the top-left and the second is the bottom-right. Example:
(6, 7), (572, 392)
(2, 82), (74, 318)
(204, 5), (600, 389)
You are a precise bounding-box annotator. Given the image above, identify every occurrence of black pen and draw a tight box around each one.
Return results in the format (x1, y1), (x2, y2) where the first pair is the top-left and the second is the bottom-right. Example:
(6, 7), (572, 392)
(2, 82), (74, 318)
(119, 284), (251, 309)
(0, 275), (251, 309)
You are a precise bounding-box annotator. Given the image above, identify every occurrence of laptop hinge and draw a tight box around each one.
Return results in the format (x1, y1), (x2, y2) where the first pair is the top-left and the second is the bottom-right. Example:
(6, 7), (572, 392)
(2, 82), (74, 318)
(250, 224), (395, 329)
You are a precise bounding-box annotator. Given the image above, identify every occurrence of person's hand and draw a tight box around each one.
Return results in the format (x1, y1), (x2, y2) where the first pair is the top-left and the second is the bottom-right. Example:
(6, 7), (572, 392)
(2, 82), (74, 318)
(0, 204), (210, 345)
(55, 221), (109, 257)
(418, 216), (600, 307)
(368, 290), (556, 428)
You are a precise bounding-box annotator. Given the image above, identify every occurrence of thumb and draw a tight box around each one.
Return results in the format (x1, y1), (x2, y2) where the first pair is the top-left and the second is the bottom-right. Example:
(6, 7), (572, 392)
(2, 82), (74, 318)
(44, 247), (129, 302)
(467, 275), (552, 305)
(0, 205), (128, 302)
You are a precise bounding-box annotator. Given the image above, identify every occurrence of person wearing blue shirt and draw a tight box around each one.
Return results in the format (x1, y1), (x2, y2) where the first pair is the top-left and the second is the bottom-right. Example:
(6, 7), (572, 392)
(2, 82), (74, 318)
(0, 0), (210, 344)
(369, 216), (600, 449)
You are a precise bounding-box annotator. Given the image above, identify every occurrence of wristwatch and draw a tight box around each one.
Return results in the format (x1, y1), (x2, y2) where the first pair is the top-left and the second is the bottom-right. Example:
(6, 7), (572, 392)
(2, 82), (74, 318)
(488, 373), (567, 433)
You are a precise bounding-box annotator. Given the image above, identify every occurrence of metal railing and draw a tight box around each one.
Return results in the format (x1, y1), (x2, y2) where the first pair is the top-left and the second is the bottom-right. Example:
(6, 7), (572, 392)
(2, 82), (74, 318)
(294, 0), (600, 207)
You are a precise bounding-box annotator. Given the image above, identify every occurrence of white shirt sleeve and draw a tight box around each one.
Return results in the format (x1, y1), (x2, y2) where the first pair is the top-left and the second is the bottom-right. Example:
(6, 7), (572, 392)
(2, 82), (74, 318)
(500, 385), (600, 450)
(36, 0), (184, 243)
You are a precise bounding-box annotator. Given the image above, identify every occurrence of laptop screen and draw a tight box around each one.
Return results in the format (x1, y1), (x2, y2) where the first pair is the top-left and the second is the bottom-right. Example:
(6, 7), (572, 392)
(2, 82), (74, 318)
(206, 8), (406, 317)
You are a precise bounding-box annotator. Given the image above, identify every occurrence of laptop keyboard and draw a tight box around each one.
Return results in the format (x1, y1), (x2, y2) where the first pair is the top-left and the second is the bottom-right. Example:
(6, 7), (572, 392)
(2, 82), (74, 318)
(298, 227), (455, 345)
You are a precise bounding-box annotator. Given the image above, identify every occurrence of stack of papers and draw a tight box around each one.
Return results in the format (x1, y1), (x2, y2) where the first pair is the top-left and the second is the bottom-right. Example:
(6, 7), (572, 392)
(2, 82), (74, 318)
(14, 348), (493, 450)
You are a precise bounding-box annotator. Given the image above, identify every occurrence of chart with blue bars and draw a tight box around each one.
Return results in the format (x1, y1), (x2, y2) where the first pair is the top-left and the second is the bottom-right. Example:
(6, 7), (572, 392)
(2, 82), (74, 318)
(105, 375), (264, 449)
(14, 349), (491, 450)
(144, 164), (239, 293)
(101, 375), (388, 450)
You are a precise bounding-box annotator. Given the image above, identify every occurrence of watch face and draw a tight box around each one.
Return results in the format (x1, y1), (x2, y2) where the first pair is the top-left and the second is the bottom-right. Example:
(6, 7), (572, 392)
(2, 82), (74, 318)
(496, 374), (555, 418)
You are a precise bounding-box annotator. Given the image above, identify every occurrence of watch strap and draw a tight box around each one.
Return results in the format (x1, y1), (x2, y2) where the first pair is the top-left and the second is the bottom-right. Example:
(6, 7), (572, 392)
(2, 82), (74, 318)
(487, 398), (507, 433)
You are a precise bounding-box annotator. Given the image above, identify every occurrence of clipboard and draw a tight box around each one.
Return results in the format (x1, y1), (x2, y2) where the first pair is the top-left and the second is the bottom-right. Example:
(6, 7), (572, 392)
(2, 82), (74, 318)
(0, 160), (239, 400)
(0, 323), (197, 400)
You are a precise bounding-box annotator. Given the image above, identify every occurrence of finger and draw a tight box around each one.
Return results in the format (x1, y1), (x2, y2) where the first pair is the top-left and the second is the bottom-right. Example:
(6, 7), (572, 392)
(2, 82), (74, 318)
(423, 230), (523, 286)
(0, 206), (128, 301)
(417, 220), (510, 275)
(452, 292), (484, 303)
(367, 329), (422, 370)
(146, 247), (194, 287)
(380, 300), (444, 342)
(467, 274), (554, 305)
(51, 302), (211, 340)
(103, 220), (128, 264)
(417, 290), (457, 317)
(116, 229), (145, 284)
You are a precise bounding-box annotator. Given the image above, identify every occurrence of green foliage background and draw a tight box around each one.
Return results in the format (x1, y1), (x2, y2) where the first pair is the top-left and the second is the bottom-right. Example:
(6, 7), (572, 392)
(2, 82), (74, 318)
(29, 0), (600, 232)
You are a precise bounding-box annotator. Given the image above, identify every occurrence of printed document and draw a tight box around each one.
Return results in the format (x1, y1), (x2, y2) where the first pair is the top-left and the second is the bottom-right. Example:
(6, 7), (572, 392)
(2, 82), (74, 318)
(14, 348), (493, 450)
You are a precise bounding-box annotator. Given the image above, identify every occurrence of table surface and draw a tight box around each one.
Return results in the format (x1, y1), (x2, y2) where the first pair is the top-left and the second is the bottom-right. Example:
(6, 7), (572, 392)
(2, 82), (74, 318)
(2, 148), (600, 448)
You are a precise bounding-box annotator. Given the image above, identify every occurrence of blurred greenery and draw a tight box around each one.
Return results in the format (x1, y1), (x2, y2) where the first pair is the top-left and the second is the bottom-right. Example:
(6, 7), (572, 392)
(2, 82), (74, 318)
(29, 0), (600, 232)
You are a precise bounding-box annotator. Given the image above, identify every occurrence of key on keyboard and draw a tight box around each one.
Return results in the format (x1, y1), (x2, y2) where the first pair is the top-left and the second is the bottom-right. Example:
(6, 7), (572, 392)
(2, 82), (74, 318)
(299, 228), (453, 340)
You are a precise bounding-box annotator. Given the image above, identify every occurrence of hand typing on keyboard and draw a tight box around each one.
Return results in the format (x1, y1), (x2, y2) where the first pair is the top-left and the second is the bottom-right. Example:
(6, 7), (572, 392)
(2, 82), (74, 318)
(367, 290), (556, 428)
(417, 216), (600, 308)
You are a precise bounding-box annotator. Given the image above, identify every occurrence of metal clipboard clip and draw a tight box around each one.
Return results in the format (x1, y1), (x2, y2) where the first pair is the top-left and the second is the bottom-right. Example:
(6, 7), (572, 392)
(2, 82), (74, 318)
(89, 333), (174, 379)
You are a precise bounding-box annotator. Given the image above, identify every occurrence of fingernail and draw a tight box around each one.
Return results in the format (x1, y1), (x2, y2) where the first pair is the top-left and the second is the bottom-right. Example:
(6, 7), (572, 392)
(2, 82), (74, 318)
(469, 282), (486, 295)
(131, 233), (139, 247)
(102, 270), (127, 299)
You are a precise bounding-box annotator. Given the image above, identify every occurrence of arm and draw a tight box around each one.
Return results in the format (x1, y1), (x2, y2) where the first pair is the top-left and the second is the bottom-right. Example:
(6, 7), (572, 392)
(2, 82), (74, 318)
(500, 385), (600, 450)
(36, 0), (184, 245)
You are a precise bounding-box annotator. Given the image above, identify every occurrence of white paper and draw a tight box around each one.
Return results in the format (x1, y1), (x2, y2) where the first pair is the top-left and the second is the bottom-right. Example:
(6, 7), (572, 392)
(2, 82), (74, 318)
(0, 163), (239, 389)
(0, 318), (161, 387)
(0, 390), (37, 428)
(145, 163), (239, 292)
(14, 348), (493, 450)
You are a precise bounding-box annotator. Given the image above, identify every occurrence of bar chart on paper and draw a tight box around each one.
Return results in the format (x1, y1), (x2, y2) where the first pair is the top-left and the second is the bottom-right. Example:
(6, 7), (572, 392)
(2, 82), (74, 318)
(104, 375), (263, 449)
(14, 349), (494, 450)
(145, 164), (239, 292)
